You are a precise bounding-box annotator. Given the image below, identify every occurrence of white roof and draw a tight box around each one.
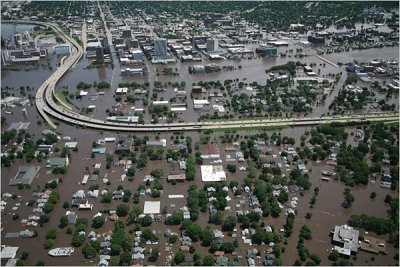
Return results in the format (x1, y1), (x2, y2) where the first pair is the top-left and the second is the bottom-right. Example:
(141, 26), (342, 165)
(64, 142), (78, 148)
(143, 201), (160, 214)
(201, 165), (226, 182)
(170, 107), (187, 112)
(1, 247), (18, 260)
(193, 99), (209, 105)
(153, 100), (169, 105)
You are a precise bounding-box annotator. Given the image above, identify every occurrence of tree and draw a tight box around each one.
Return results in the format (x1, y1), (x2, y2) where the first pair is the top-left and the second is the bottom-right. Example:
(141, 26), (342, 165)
(165, 212), (183, 225)
(102, 192), (112, 203)
(43, 239), (54, 249)
(43, 203), (54, 213)
(202, 227), (213, 247)
(310, 254), (321, 265)
(46, 229), (57, 240)
(62, 201), (70, 209)
(92, 216), (105, 229)
(110, 244), (121, 256)
(59, 216), (68, 228)
(220, 242), (235, 253)
(203, 255), (214, 266)
(222, 216), (237, 232)
(271, 201), (282, 217)
(150, 169), (164, 178)
(82, 244), (97, 258)
(169, 235), (178, 244)
(328, 249), (339, 261)
(20, 252), (29, 261)
(370, 192), (377, 199)
(138, 215), (152, 227)
(209, 211), (224, 225)
(35, 260), (45, 266)
(116, 204), (129, 217)
(109, 256), (120, 266)
(278, 190), (289, 204)
(149, 248), (160, 262)
(300, 225), (312, 240)
(186, 223), (203, 242)
(227, 164), (237, 173)
(127, 167), (135, 177)
(61, 147), (71, 157)
(174, 250), (185, 264)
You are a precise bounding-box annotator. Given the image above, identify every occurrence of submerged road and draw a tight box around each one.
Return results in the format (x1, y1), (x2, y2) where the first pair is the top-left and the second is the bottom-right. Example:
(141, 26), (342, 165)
(4, 20), (399, 132)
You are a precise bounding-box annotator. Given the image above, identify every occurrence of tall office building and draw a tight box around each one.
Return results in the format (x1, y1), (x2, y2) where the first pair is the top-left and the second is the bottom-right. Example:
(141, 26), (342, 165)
(96, 46), (104, 63)
(14, 34), (22, 48)
(154, 38), (167, 57)
(206, 38), (219, 52)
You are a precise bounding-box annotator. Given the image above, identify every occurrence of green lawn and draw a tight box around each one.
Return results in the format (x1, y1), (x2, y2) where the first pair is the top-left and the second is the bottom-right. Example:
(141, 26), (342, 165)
(205, 125), (288, 132)
(54, 91), (73, 109)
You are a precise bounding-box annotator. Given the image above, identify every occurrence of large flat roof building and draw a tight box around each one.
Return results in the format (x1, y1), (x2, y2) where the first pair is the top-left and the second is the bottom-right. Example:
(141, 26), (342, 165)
(201, 165), (226, 182)
(1, 246), (18, 261)
(10, 166), (40, 186)
(154, 38), (167, 57)
(143, 201), (161, 214)
(332, 224), (360, 254)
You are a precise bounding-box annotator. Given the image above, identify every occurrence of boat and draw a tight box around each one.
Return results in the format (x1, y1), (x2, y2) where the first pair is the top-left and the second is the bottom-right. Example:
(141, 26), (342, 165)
(48, 247), (74, 257)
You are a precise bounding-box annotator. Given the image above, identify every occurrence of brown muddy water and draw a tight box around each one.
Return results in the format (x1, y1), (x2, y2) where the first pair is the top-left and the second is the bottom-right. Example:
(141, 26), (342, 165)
(1, 121), (398, 266)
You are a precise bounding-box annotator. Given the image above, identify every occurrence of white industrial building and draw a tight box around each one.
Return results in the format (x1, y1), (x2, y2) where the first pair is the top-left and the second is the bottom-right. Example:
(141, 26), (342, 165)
(201, 165), (227, 182)
(143, 201), (161, 214)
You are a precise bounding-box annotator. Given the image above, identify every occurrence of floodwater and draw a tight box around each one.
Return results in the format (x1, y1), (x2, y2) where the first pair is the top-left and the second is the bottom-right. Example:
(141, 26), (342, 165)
(1, 22), (399, 266)
(1, 120), (399, 266)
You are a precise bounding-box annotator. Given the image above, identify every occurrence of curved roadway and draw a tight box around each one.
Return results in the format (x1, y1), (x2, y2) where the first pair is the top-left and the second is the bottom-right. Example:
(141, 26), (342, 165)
(4, 20), (400, 132)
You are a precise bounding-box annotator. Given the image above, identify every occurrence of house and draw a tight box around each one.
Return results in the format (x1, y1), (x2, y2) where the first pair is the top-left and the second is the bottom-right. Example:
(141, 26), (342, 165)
(180, 236), (192, 246)
(209, 143), (220, 159)
(72, 190), (87, 207)
(100, 242), (111, 249)
(264, 259), (274, 266)
(112, 190), (124, 200)
(216, 256), (228, 266)
(167, 174), (186, 182)
(109, 214), (119, 221)
(184, 256), (194, 263)
(146, 139), (167, 148)
(19, 230), (35, 238)
(228, 260), (238, 266)
(98, 259), (109, 266)
(214, 251), (225, 256)
(47, 156), (69, 168)
(183, 211), (191, 220)
(66, 211), (77, 224)
(180, 246), (190, 252)
(115, 137), (132, 154)
(179, 160), (187, 170)
(247, 258), (256, 266)
(132, 253), (145, 260)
